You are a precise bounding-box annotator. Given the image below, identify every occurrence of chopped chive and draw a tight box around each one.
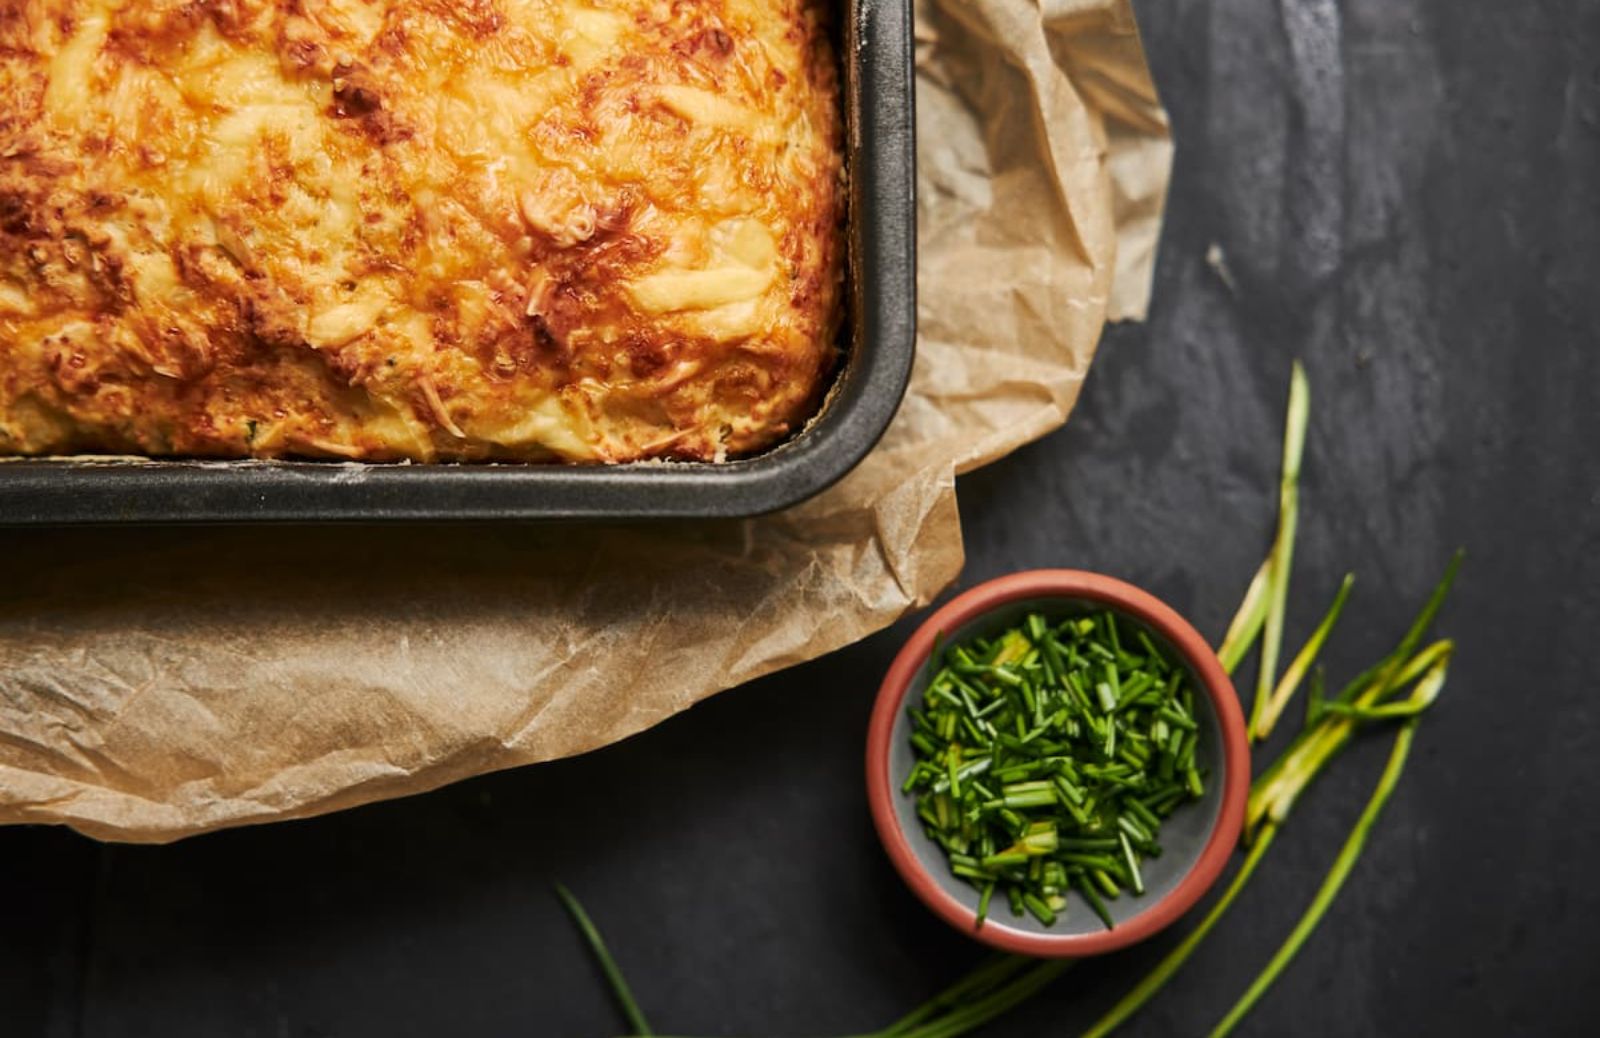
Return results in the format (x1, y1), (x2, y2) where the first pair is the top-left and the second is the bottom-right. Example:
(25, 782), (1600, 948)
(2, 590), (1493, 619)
(1022, 893), (1057, 926)
(1049, 774), (1084, 807)
(1115, 673), (1155, 710)
(975, 882), (996, 929)
(1119, 830), (1145, 895)
(1177, 732), (1198, 770)
(1058, 837), (1120, 851)
(987, 666), (1024, 689)
(1075, 874), (1116, 931)
(1117, 814), (1153, 845)
(1159, 705), (1197, 731)
(1019, 825), (1059, 855)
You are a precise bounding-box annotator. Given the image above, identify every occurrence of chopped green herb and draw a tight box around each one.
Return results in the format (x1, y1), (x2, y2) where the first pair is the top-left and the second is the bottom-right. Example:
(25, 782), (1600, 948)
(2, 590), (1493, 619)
(904, 609), (1207, 929)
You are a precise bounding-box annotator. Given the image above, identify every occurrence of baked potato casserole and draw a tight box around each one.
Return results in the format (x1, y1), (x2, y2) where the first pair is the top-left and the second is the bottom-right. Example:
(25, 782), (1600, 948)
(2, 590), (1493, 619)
(0, 0), (843, 462)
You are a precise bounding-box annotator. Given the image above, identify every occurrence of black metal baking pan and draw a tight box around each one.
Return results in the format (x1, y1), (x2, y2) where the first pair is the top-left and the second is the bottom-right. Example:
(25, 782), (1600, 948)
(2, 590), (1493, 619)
(0, 0), (915, 525)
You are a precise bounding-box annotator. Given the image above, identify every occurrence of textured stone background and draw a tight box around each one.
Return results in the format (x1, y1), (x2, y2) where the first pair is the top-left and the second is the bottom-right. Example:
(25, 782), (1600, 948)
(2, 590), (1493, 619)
(4, 0), (1598, 1034)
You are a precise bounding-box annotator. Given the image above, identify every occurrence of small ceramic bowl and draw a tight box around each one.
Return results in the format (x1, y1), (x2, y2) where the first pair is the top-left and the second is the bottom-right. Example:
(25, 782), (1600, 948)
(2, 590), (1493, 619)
(866, 569), (1250, 957)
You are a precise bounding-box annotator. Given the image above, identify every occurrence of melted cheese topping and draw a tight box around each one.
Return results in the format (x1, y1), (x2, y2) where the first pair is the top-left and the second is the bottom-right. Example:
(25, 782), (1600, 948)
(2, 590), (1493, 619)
(0, 0), (843, 462)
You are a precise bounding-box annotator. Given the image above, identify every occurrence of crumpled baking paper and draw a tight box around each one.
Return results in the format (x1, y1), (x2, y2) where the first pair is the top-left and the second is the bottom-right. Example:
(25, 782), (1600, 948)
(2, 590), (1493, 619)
(0, 0), (1171, 842)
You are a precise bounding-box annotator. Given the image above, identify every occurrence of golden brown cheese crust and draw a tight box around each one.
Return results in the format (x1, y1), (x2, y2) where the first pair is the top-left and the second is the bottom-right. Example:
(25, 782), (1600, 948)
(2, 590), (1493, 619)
(0, 0), (842, 461)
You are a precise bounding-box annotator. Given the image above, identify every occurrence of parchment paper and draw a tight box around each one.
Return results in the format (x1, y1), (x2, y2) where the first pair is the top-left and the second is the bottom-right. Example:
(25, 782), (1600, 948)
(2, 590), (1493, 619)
(0, 0), (1171, 842)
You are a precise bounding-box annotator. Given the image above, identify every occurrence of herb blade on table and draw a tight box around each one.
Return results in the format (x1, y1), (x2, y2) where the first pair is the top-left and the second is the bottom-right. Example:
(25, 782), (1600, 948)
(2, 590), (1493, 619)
(1248, 361), (1310, 737)
(871, 954), (1036, 1037)
(1216, 557), (1271, 674)
(556, 884), (655, 1037)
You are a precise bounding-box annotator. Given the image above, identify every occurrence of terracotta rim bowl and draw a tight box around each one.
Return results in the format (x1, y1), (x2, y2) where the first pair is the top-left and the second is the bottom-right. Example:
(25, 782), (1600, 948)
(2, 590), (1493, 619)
(866, 569), (1250, 957)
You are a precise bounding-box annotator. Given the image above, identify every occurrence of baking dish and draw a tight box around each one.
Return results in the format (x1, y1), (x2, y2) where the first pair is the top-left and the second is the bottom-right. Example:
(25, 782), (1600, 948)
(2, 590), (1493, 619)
(0, 0), (915, 524)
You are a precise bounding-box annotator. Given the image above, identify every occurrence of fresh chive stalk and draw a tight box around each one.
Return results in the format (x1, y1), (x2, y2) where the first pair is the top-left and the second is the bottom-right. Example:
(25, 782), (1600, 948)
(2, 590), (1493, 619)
(871, 959), (1073, 1038)
(872, 955), (1036, 1037)
(1216, 557), (1270, 674)
(1249, 361), (1310, 736)
(1246, 552), (1461, 840)
(554, 884), (654, 1038)
(1252, 572), (1353, 740)
(1207, 713), (1428, 1038)
(1247, 574), (1458, 838)
(1251, 639), (1452, 834)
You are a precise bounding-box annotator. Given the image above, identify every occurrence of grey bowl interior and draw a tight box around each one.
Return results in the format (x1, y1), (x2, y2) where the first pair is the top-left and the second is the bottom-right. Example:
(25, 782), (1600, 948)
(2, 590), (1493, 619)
(887, 596), (1226, 939)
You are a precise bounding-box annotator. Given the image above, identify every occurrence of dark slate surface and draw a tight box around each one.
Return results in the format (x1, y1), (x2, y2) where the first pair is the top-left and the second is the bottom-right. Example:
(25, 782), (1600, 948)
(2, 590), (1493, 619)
(4, 0), (1599, 1034)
